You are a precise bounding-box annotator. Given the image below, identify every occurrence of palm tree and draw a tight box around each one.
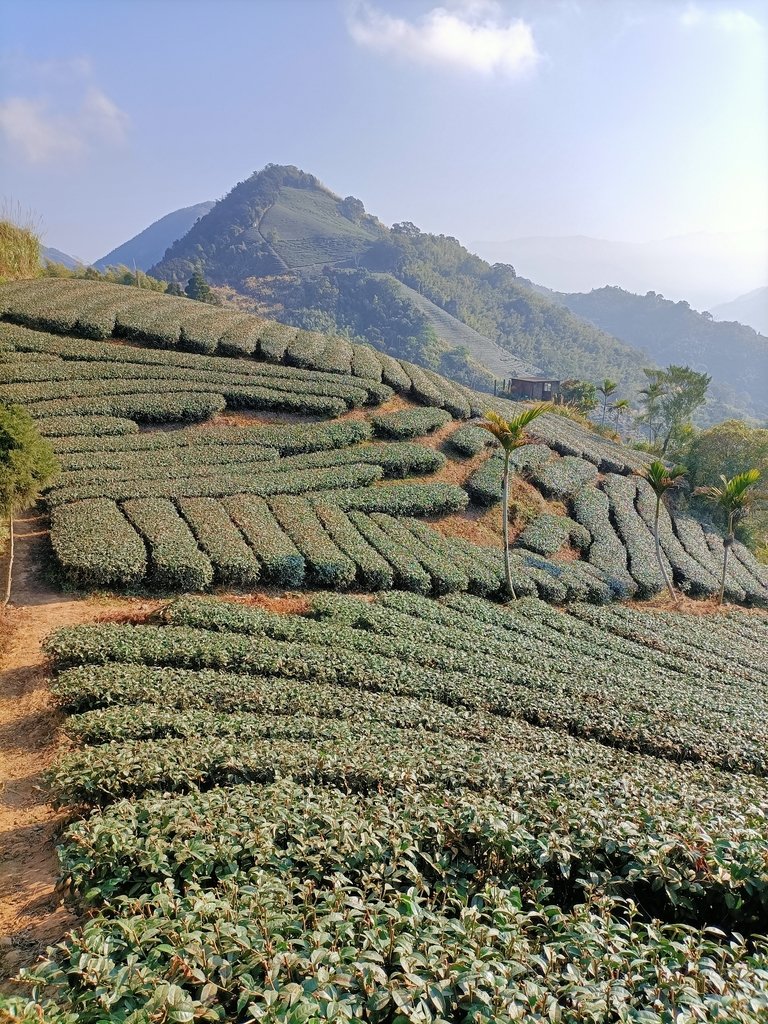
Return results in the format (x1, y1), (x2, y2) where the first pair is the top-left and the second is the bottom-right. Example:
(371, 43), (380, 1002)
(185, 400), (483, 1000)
(638, 461), (686, 602)
(611, 398), (631, 435)
(598, 379), (618, 426)
(478, 404), (551, 599)
(639, 380), (664, 444)
(696, 470), (761, 605)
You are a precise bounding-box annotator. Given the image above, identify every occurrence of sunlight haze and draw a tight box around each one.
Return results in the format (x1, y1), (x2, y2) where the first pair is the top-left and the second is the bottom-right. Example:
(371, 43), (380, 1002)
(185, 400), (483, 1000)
(1, 0), (766, 306)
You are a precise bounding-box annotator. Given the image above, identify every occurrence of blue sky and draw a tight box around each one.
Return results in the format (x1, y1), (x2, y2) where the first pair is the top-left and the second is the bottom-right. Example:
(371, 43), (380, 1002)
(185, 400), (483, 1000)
(1, 0), (766, 297)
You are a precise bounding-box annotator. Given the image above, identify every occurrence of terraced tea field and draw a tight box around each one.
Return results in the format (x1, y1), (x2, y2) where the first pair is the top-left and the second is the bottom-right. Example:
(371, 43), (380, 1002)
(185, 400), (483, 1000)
(14, 594), (768, 1020)
(0, 278), (766, 1020)
(1, 279), (765, 606)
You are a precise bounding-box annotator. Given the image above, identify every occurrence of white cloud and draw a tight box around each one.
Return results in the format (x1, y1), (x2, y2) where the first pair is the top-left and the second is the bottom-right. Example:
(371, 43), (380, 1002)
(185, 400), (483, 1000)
(679, 4), (763, 33)
(82, 88), (129, 146)
(0, 57), (128, 165)
(347, 1), (540, 76)
(0, 97), (82, 163)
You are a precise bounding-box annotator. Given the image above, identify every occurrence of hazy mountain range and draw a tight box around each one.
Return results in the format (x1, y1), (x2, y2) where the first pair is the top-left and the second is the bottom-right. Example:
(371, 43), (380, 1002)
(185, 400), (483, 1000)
(41, 164), (767, 423)
(711, 286), (768, 337)
(472, 231), (768, 315)
(94, 201), (215, 273)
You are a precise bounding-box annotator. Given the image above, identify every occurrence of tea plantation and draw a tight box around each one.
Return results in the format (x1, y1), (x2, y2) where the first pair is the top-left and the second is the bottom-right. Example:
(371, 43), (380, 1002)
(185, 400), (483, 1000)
(16, 594), (768, 1020)
(1, 279), (767, 1021)
(1, 279), (765, 606)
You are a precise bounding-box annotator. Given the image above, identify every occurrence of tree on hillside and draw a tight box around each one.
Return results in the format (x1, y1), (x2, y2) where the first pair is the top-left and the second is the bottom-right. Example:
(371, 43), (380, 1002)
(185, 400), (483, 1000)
(687, 420), (768, 489)
(477, 405), (551, 600)
(639, 378), (665, 445)
(687, 420), (768, 554)
(185, 270), (220, 305)
(166, 281), (185, 297)
(597, 379), (618, 426)
(696, 470), (762, 605)
(0, 404), (59, 605)
(638, 461), (686, 602)
(611, 398), (631, 432)
(558, 379), (598, 415)
(339, 196), (365, 223)
(648, 365), (711, 454)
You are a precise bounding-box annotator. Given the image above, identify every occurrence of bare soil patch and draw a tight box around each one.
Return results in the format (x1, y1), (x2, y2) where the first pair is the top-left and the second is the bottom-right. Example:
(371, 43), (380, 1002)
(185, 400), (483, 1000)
(0, 513), (155, 989)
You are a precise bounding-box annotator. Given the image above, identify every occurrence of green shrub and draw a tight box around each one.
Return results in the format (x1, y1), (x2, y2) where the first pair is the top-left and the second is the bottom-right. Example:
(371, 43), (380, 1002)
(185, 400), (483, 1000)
(122, 498), (213, 591)
(51, 498), (146, 589)
(371, 406), (452, 439)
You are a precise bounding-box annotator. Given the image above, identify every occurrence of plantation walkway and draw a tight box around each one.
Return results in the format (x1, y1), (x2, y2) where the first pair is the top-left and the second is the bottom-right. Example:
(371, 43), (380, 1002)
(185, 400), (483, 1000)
(0, 512), (154, 988)
(0, 513), (87, 985)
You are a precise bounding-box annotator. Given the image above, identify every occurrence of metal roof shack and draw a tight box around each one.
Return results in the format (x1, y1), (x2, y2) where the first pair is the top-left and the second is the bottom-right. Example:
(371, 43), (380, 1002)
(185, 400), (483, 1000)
(496, 372), (560, 401)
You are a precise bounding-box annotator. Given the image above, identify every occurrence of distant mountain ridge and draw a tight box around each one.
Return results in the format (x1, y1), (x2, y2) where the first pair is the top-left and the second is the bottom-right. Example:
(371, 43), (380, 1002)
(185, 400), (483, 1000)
(472, 231), (768, 312)
(41, 245), (83, 270)
(86, 162), (757, 424)
(711, 286), (768, 337)
(95, 201), (215, 271)
(555, 286), (768, 422)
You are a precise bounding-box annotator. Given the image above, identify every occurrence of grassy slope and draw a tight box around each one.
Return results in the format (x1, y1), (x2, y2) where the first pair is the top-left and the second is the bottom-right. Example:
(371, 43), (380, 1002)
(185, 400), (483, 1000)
(261, 187), (381, 268)
(389, 277), (546, 378)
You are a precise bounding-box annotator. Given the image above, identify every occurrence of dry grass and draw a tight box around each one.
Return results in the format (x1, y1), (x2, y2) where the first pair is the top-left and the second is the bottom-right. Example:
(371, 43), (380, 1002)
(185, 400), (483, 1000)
(0, 220), (40, 282)
(626, 592), (768, 618)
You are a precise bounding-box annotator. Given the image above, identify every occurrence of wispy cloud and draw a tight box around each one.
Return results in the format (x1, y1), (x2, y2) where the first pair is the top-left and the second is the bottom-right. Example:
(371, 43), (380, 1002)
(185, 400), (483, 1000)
(0, 55), (128, 165)
(679, 3), (763, 33)
(347, 1), (540, 77)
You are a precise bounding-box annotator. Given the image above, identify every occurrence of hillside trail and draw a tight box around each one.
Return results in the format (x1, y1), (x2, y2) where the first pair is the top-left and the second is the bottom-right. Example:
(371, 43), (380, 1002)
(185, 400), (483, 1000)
(0, 511), (148, 987)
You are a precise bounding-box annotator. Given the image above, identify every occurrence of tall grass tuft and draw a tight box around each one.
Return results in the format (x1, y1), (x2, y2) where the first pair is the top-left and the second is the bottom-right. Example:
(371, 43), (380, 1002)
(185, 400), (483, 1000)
(0, 200), (42, 282)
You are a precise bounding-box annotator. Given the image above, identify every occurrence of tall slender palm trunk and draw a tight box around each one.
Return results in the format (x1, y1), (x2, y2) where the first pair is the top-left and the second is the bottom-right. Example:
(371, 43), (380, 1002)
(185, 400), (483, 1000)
(654, 499), (676, 602)
(502, 452), (516, 600)
(720, 524), (737, 602)
(3, 514), (13, 607)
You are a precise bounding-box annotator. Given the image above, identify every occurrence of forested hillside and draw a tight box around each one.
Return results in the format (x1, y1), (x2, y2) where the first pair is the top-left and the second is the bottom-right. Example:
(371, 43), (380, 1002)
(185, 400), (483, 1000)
(558, 286), (768, 422)
(149, 165), (650, 395)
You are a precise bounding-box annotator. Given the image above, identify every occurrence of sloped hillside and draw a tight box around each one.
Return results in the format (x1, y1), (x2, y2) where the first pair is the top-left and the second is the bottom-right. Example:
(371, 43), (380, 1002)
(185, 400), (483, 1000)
(148, 164), (651, 392)
(1, 278), (764, 607)
(2, 277), (768, 1019)
(712, 285), (768, 336)
(94, 201), (215, 272)
(558, 286), (768, 422)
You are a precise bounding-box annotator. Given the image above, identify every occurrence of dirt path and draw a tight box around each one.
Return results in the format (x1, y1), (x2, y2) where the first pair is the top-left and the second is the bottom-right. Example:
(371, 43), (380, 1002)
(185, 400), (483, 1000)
(0, 512), (151, 987)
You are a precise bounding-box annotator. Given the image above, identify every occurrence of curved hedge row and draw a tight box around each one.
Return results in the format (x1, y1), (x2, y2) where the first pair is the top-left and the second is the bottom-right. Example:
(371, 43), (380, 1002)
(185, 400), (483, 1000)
(516, 513), (591, 556)
(178, 497), (262, 588)
(50, 419), (371, 457)
(571, 485), (637, 598)
(371, 406), (452, 439)
(50, 499), (147, 589)
(531, 454), (599, 499)
(602, 474), (670, 597)
(37, 415), (139, 438)
(47, 462), (384, 507)
(269, 497), (357, 589)
(223, 496), (305, 587)
(465, 444), (552, 505)
(321, 482), (469, 517)
(122, 498), (214, 592)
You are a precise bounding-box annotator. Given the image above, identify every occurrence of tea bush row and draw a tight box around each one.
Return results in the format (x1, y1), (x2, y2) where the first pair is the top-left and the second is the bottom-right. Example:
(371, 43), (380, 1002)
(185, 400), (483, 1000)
(516, 513), (590, 556)
(50, 419), (370, 457)
(46, 461), (383, 507)
(45, 598), (768, 773)
(371, 406), (451, 439)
